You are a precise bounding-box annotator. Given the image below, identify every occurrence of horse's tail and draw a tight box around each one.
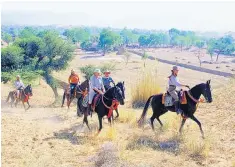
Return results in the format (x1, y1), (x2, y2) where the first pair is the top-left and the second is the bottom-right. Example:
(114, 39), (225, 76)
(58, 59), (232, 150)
(138, 95), (154, 127)
(61, 92), (66, 107)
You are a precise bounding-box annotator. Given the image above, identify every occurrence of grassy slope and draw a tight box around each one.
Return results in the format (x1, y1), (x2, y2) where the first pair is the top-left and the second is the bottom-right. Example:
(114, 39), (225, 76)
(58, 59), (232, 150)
(1, 50), (235, 167)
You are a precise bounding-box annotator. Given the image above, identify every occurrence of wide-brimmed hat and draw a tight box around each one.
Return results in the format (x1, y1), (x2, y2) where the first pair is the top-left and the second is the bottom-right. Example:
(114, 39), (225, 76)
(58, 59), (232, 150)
(94, 69), (101, 74)
(172, 66), (179, 71)
(16, 75), (20, 78)
(103, 70), (110, 74)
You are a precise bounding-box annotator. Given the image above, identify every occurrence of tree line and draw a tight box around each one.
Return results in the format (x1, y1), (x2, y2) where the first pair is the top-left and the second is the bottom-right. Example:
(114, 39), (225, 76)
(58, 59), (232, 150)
(2, 26), (235, 98)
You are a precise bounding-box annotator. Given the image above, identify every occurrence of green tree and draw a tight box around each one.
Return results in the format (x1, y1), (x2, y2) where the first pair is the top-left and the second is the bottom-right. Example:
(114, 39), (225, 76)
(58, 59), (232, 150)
(2, 33), (13, 43)
(19, 27), (38, 38)
(63, 28), (90, 43)
(138, 35), (150, 47)
(38, 31), (75, 98)
(120, 28), (139, 45)
(99, 29), (121, 55)
(1, 46), (24, 71)
(207, 35), (235, 62)
(14, 37), (43, 67)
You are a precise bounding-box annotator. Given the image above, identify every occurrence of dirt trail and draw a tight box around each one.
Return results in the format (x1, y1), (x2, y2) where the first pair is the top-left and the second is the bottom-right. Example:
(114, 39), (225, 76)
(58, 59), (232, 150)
(2, 50), (235, 167)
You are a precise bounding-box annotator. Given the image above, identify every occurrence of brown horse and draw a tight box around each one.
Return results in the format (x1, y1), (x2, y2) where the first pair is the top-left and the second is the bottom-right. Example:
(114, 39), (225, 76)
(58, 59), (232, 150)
(6, 85), (33, 111)
(61, 79), (89, 110)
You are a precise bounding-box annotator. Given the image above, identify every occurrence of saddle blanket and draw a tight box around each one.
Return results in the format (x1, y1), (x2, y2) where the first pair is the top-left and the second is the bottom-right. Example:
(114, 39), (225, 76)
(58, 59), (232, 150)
(162, 91), (187, 106)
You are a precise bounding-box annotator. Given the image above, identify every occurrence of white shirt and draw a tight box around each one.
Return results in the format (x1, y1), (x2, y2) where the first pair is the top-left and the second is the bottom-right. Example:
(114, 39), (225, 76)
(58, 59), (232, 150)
(15, 80), (25, 89)
(168, 75), (182, 88)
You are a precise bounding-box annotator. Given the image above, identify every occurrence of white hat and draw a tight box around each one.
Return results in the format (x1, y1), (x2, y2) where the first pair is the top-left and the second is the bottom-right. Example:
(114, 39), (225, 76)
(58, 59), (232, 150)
(16, 75), (20, 78)
(94, 69), (101, 74)
(172, 66), (179, 71)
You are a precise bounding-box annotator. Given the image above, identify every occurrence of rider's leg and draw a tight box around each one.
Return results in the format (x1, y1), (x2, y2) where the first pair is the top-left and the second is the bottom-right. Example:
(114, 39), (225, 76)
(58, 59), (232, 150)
(88, 91), (95, 115)
(16, 90), (20, 99)
(169, 90), (182, 114)
(70, 83), (76, 96)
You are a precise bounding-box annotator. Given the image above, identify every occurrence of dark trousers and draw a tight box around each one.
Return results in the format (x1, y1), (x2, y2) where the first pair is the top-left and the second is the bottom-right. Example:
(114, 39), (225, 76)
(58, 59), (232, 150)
(70, 83), (77, 96)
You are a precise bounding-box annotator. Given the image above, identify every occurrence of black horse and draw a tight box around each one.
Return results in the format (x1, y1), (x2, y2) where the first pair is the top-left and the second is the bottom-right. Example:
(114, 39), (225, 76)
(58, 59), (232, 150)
(61, 79), (89, 113)
(83, 83), (125, 132)
(6, 85), (33, 111)
(138, 80), (212, 138)
(106, 81), (126, 119)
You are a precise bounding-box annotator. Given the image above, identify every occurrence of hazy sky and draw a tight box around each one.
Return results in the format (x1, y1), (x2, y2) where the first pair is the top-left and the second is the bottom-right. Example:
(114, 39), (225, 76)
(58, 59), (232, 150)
(2, 1), (235, 32)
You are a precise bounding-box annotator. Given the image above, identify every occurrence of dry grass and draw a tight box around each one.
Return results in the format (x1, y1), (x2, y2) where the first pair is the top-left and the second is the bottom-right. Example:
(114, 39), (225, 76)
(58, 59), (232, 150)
(131, 69), (161, 108)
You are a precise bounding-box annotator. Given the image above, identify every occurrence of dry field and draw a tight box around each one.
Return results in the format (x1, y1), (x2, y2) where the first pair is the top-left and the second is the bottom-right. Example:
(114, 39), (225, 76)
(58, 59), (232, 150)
(1, 50), (235, 167)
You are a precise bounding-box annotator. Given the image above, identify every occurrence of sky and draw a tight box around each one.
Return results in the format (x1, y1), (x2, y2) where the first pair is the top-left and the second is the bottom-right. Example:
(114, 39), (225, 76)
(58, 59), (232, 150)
(2, 1), (235, 32)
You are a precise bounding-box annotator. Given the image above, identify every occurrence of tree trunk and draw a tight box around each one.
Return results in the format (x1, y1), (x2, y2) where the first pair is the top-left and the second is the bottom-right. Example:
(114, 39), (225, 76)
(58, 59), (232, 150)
(52, 86), (59, 98)
(216, 52), (220, 62)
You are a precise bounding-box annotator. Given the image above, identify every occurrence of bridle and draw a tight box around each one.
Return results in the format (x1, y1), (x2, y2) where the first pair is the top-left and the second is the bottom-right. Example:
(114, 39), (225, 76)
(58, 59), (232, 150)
(187, 84), (210, 103)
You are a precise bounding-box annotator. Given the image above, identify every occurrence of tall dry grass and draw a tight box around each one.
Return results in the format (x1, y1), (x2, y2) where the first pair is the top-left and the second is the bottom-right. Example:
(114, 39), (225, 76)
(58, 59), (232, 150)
(131, 70), (161, 108)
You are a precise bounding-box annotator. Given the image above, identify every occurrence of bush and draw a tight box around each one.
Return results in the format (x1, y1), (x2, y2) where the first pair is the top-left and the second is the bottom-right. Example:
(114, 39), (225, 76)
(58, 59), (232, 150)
(131, 70), (161, 108)
(1, 70), (44, 85)
(79, 63), (116, 79)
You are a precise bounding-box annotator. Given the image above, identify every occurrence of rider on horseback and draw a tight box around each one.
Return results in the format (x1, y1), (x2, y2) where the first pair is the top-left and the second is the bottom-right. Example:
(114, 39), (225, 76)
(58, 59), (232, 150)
(15, 75), (25, 99)
(68, 69), (80, 97)
(102, 70), (115, 91)
(168, 66), (189, 115)
(88, 69), (105, 113)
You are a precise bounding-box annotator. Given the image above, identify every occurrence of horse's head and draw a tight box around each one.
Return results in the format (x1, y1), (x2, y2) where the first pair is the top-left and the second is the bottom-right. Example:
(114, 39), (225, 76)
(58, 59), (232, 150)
(25, 84), (33, 96)
(116, 81), (125, 99)
(113, 86), (124, 105)
(201, 80), (212, 103)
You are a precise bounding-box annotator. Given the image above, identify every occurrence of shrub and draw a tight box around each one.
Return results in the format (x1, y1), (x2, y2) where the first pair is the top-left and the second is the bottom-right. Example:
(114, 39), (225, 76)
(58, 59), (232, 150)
(1, 70), (43, 85)
(79, 63), (116, 79)
(131, 70), (161, 108)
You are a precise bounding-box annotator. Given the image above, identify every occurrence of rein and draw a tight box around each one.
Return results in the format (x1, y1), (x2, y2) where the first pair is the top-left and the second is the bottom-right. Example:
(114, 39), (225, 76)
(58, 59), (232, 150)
(101, 94), (119, 118)
(187, 91), (204, 103)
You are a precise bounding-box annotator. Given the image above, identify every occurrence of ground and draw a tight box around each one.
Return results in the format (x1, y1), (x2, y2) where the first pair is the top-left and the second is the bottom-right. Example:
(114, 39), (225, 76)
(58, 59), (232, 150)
(1, 49), (235, 167)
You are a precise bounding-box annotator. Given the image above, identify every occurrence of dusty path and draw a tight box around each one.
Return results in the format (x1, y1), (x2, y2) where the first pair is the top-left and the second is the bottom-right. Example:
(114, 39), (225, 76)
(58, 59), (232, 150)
(2, 50), (235, 167)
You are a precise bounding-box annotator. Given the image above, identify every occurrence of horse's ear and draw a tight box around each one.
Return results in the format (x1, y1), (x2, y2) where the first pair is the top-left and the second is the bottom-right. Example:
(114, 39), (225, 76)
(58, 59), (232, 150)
(207, 80), (211, 85)
(123, 81), (124, 85)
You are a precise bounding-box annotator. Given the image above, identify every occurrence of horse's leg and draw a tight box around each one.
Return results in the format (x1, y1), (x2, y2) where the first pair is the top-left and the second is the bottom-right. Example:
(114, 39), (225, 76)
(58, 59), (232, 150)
(98, 115), (103, 132)
(179, 118), (186, 134)
(150, 114), (155, 130)
(115, 108), (119, 118)
(156, 117), (163, 127)
(22, 101), (26, 111)
(191, 115), (205, 139)
(108, 117), (112, 126)
(26, 101), (31, 110)
(83, 108), (90, 130)
(61, 93), (66, 107)
(77, 98), (82, 117)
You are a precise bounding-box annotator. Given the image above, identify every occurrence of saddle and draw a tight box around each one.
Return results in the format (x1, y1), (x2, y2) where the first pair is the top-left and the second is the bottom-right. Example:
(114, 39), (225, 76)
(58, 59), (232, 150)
(91, 94), (101, 111)
(162, 90), (187, 107)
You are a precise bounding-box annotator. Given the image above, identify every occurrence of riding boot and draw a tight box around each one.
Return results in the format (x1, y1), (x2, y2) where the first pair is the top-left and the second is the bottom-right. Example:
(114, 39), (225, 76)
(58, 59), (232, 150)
(174, 101), (183, 115)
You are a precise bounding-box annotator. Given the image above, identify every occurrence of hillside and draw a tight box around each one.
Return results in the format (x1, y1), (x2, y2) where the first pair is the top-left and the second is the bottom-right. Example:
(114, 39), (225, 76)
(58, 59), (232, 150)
(1, 50), (235, 167)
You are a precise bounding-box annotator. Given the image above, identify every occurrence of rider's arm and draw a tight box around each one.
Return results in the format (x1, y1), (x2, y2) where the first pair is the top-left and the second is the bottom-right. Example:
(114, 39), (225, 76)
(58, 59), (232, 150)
(90, 76), (100, 92)
(110, 77), (115, 86)
(68, 75), (71, 84)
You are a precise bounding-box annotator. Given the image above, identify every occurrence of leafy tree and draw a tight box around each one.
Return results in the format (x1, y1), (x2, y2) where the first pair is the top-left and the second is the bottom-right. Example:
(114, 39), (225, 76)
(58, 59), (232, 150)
(37, 31), (75, 98)
(19, 27), (38, 38)
(138, 35), (150, 47)
(207, 35), (235, 61)
(80, 41), (93, 51)
(2, 33), (13, 43)
(120, 28), (139, 45)
(63, 28), (90, 43)
(99, 29), (122, 55)
(14, 37), (43, 66)
(195, 40), (205, 49)
(142, 50), (149, 67)
(1, 46), (24, 71)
